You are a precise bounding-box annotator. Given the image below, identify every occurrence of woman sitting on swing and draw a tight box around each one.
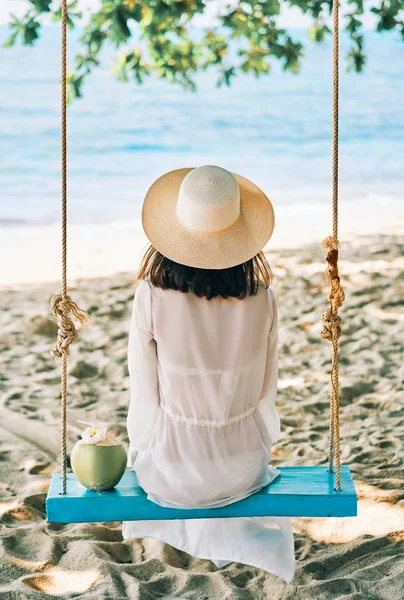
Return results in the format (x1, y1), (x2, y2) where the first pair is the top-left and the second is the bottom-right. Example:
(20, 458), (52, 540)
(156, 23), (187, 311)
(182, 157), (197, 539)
(122, 165), (295, 582)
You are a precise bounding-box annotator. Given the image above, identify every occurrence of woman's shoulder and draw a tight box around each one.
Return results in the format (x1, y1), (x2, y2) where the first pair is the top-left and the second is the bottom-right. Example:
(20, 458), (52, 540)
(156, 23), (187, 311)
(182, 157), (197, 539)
(133, 279), (154, 311)
(256, 283), (275, 301)
(255, 285), (277, 321)
(135, 278), (151, 296)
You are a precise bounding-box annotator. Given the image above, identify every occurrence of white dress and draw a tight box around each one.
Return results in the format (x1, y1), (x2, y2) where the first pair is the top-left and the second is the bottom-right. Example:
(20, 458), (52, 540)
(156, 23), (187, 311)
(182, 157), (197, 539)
(122, 280), (295, 582)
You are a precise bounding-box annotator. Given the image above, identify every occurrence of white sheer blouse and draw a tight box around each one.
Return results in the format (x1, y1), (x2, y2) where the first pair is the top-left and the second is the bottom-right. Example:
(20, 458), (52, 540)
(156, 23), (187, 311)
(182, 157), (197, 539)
(123, 281), (295, 582)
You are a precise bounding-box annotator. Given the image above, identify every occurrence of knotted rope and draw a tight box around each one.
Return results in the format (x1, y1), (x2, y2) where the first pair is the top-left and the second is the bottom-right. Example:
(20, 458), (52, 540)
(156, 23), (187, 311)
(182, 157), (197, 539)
(50, 0), (89, 495)
(51, 295), (90, 360)
(321, 236), (344, 344)
(321, 0), (344, 492)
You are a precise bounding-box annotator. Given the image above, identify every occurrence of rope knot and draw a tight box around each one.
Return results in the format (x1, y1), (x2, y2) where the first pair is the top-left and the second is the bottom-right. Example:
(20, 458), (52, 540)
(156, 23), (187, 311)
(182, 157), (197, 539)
(50, 294), (90, 360)
(321, 236), (345, 342)
(321, 235), (339, 251)
(321, 306), (342, 341)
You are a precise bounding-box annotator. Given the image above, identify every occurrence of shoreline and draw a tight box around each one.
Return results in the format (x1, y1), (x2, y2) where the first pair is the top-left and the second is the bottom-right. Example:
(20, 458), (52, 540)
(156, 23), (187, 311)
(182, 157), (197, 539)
(1, 196), (403, 288)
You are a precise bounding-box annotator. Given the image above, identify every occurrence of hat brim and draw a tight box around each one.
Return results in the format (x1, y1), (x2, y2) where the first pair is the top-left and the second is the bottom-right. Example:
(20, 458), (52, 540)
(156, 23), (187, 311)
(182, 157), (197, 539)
(142, 168), (274, 270)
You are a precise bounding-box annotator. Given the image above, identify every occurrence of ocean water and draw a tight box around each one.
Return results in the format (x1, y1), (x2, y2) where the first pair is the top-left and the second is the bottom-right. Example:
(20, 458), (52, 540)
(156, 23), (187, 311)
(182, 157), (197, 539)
(0, 26), (403, 226)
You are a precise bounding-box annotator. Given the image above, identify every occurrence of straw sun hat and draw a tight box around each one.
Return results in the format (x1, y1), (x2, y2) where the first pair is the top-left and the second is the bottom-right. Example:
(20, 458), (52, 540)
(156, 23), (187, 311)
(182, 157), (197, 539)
(142, 165), (274, 270)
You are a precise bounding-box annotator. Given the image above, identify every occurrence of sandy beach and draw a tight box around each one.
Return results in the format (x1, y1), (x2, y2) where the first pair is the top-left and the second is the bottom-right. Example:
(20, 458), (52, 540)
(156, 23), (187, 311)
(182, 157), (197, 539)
(0, 232), (403, 598)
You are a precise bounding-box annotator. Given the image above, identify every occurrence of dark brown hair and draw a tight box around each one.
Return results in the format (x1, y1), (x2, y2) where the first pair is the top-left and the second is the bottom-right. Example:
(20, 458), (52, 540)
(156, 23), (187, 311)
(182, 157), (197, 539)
(138, 245), (272, 300)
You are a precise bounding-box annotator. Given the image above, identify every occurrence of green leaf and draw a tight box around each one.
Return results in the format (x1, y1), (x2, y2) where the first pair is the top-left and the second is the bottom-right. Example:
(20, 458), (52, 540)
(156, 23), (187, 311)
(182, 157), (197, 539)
(3, 31), (19, 48)
(23, 23), (40, 45)
(309, 23), (330, 42)
(30, 0), (52, 13)
(109, 8), (132, 44)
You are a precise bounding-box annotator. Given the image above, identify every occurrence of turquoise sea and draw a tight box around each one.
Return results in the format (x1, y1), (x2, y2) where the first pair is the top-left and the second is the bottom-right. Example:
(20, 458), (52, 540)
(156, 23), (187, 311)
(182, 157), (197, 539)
(0, 27), (403, 226)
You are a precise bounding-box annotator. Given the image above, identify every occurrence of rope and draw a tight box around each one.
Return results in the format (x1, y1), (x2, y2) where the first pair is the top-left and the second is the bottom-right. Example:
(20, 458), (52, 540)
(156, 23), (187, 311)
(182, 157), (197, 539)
(321, 0), (344, 492)
(50, 0), (89, 495)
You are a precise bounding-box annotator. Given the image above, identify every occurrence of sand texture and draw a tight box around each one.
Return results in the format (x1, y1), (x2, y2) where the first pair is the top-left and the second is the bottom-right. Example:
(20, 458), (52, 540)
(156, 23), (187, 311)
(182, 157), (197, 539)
(0, 235), (403, 599)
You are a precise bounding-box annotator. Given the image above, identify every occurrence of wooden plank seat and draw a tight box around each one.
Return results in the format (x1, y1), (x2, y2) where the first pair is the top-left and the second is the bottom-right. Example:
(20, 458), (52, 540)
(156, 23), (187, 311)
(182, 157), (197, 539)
(46, 465), (357, 523)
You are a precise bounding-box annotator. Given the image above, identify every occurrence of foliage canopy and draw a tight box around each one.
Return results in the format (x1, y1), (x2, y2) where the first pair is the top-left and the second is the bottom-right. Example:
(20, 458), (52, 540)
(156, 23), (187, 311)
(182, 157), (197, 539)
(5, 0), (404, 100)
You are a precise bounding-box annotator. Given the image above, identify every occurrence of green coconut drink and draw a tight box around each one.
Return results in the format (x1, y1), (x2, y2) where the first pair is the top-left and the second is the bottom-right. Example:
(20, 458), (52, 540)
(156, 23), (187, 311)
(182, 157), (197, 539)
(71, 422), (127, 492)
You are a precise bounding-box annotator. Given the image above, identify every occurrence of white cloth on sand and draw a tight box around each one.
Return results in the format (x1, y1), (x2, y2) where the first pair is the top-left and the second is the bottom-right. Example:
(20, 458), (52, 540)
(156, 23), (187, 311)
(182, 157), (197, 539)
(122, 280), (295, 583)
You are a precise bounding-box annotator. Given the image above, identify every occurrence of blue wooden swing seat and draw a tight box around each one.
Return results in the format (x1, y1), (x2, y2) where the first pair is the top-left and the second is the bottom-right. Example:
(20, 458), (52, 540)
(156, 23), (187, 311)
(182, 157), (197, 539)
(46, 465), (357, 523)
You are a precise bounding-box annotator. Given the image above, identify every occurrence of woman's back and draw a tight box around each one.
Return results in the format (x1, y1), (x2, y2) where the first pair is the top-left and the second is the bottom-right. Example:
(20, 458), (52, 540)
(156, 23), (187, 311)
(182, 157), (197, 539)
(154, 282), (273, 422)
(127, 281), (281, 508)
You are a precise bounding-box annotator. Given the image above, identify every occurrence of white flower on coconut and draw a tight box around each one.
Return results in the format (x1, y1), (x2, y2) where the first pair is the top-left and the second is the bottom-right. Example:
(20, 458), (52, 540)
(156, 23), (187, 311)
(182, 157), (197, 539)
(81, 426), (107, 445)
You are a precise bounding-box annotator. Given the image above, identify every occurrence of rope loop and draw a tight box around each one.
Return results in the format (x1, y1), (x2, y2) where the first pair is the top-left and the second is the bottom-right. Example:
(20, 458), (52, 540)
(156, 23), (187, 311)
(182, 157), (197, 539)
(50, 294), (90, 360)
